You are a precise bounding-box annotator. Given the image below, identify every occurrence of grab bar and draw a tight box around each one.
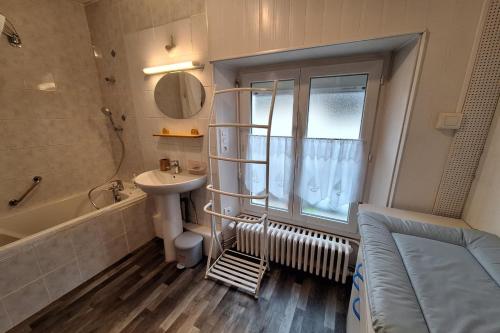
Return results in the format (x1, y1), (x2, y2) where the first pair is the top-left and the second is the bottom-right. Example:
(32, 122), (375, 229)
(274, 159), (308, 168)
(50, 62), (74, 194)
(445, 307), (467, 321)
(9, 176), (42, 207)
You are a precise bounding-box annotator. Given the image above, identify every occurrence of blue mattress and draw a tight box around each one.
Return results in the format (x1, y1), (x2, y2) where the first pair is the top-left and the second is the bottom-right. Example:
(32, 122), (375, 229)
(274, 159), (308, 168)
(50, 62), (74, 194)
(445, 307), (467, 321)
(358, 211), (500, 333)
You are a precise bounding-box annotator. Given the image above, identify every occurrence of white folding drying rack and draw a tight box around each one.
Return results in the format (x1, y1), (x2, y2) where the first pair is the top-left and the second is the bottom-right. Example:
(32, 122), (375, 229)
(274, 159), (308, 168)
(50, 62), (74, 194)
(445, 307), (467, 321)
(204, 81), (278, 298)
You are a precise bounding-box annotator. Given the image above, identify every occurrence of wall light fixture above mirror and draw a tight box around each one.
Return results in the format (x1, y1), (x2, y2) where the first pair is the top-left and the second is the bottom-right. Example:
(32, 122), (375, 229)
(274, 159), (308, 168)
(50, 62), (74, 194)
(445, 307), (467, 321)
(143, 61), (204, 75)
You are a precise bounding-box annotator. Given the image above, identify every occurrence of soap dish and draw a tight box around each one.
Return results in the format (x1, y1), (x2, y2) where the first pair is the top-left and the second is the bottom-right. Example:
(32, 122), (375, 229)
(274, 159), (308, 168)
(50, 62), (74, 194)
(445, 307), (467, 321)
(187, 160), (206, 175)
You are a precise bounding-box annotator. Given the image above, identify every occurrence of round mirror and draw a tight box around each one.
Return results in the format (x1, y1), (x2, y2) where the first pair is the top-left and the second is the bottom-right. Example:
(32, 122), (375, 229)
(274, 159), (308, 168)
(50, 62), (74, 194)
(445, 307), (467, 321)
(154, 72), (206, 119)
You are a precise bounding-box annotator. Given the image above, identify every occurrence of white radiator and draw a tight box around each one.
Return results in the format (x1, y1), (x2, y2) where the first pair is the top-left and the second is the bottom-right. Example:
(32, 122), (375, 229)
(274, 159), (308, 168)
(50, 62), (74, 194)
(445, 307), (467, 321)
(235, 215), (353, 283)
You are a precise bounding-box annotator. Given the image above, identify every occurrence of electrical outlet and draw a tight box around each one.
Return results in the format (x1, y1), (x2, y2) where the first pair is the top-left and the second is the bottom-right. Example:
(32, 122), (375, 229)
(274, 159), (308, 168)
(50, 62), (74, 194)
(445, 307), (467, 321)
(223, 207), (233, 216)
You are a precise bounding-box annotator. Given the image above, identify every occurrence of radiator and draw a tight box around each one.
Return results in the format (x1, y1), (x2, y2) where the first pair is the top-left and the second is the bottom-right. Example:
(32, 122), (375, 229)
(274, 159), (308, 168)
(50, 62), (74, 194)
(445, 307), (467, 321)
(235, 215), (353, 283)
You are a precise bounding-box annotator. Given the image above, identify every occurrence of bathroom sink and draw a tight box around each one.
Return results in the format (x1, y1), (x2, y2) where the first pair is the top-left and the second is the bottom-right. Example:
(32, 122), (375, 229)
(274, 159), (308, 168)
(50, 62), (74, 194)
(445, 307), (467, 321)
(134, 170), (206, 195)
(133, 169), (206, 262)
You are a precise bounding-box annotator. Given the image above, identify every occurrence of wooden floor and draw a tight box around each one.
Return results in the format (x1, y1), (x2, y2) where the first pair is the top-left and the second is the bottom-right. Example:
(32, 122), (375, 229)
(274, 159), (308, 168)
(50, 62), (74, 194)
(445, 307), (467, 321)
(10, 239), (351, 333)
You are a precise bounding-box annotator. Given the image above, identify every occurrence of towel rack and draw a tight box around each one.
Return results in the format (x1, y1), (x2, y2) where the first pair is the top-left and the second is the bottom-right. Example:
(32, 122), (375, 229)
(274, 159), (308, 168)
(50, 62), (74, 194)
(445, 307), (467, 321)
(9, 176), (42, 207)
(204, 82), (278, 298)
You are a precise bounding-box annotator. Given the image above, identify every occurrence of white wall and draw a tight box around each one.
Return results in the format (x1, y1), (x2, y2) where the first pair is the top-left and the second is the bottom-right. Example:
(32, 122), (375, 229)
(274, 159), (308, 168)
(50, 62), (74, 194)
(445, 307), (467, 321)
(206, 0), (486, 214)
(212, 65), (241, 238)
(463, 101), (500, 236)
(367, 39), (420, 206)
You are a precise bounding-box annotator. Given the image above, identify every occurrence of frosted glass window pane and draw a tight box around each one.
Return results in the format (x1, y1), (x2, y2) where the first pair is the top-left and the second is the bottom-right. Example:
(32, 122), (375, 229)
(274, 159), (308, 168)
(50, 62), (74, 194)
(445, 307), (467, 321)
(251, 80), (294, 136)
(249, 80), (294, 211)
(306, 74), (367, 139)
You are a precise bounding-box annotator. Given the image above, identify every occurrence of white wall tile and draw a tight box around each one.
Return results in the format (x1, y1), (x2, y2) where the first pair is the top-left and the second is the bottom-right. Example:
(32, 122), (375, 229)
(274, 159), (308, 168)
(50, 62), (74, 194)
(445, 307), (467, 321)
(122, 202), (155, 252)
(34, 230), (76, 274)
(154, 19), (193, 61)
(96, 211), (125, 242)
(0, 302), (12, 333)
(103, 235), (129, 264)
(0, 247), (42, 297)
(70, 219), (102, 257)
(0, 0), (115, 217)
(43, 260), (82, 301)
(2, 279), (49, 326)
(77, 242), (108, 281)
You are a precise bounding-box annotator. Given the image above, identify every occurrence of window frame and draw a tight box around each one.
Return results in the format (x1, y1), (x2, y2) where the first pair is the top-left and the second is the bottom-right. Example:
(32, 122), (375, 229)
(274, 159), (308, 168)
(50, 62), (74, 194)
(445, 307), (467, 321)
(294, 60), (383, 235)
(239, 69), (301, 221)
(238, 60), (383, 237)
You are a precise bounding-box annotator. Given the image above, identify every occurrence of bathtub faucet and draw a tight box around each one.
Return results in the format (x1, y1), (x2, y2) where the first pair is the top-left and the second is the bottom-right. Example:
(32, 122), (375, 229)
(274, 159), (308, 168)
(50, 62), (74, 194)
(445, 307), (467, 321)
(110, 180), (124, 203)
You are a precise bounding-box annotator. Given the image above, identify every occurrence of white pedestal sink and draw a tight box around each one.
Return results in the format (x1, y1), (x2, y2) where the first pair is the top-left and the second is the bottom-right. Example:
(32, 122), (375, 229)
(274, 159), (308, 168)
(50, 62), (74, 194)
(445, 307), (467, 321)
(134, 170), (207, 262)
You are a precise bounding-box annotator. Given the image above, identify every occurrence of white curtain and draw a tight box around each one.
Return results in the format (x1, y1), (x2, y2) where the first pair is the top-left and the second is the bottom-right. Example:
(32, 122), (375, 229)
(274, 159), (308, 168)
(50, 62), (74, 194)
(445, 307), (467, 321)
(299, 138), (364, 209)
(244, 136), (364, 211)
(244, 135), (294, 200)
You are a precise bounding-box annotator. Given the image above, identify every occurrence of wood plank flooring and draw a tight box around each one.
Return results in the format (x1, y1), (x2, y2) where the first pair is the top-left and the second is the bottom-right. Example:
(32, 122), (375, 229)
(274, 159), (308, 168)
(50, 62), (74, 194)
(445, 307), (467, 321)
(9, 239), (351, 333)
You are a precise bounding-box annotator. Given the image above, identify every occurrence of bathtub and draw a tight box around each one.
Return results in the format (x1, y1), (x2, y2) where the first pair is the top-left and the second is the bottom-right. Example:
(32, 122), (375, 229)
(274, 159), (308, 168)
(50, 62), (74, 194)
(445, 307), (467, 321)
(0, 182), (155, 332)
(0, 182), (145, 246)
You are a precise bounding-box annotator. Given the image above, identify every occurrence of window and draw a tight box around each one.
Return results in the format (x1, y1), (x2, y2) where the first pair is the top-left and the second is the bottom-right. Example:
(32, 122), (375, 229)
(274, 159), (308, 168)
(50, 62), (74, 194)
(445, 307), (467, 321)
(251, 80), (294, 136)
(240, 61), (382, 235)
(245, 78), (297, 212)
(306, 75), (367, 140)
(301, 74), (368, 222)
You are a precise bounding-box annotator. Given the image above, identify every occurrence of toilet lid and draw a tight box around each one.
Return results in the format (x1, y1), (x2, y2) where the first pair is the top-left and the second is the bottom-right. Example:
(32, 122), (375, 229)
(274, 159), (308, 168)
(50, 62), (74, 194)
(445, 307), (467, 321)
(175, 231), (203, 249)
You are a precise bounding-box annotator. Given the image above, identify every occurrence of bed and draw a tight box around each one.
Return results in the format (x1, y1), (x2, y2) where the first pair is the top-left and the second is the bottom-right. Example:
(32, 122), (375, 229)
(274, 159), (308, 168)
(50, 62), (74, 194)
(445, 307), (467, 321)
(347, 205), (500, 333)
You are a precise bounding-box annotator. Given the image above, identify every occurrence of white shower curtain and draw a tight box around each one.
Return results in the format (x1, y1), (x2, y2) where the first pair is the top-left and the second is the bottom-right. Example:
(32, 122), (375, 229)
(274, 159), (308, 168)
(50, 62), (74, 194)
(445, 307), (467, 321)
(299, 138), (364, 209)
(244, 135), (294, 199)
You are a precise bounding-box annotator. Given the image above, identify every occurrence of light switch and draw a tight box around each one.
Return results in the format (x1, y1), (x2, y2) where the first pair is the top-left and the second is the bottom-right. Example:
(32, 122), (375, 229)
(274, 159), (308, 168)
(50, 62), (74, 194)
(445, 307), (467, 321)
(219, 128), (229, 153)
(436, 113), (463, 130)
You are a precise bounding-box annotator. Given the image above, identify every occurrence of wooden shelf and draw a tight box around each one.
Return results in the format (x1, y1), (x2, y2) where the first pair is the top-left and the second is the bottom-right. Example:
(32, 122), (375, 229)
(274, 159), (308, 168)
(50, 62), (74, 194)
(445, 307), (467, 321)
(153, 133), (204, 138)
(153, 128), (203, 138)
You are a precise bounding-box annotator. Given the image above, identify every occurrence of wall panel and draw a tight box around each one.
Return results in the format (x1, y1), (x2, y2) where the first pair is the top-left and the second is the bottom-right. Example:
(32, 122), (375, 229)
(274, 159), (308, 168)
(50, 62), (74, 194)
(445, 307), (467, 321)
(203, 0), (487, 214)
(434, 0), (500, 217)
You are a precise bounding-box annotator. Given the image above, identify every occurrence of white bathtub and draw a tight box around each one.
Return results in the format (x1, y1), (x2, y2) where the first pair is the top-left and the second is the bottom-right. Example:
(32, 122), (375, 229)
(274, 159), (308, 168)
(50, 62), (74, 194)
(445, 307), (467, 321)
(0, 183), (155, 332)
(0, 183), (145, 247)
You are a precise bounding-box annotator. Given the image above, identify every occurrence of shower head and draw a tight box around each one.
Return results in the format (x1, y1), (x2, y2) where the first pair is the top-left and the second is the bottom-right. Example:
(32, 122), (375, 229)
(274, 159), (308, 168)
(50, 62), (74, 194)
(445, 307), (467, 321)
(1, 15), (22, 47)
(100, 107), (112, 117)
(100, 107), (123, 132)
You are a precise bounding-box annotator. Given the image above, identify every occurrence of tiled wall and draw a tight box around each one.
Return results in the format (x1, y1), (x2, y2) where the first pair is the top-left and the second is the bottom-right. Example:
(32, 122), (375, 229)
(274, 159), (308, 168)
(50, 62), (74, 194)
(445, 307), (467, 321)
(85, 0), (212, 224)
(0, 0), (117, 216)
(0, 199), (155, 332)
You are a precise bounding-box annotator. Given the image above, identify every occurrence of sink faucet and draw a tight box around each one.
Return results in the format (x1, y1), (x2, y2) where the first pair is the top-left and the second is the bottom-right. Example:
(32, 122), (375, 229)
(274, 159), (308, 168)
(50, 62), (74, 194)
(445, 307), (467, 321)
(171, 160), (181, 174)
